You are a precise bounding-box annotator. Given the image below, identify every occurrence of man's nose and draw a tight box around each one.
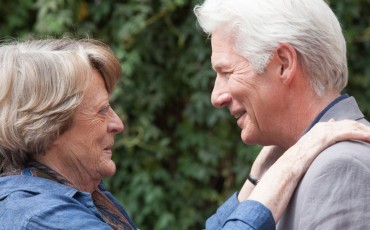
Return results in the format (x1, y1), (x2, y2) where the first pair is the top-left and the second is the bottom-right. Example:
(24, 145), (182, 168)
(211, 76), (231, 108)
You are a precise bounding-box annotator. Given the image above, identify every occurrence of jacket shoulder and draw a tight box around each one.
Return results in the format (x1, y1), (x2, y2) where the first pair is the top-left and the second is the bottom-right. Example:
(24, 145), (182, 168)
(0, 176), (110, 229)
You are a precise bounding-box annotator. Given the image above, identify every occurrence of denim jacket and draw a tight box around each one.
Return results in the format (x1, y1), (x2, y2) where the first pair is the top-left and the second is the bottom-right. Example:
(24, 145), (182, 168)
(0, 168), (136, 230)
(206, 193), (275, 230)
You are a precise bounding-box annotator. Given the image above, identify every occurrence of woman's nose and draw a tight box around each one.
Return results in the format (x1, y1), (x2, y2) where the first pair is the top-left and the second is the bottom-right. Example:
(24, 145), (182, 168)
(108, 110), (124, 134)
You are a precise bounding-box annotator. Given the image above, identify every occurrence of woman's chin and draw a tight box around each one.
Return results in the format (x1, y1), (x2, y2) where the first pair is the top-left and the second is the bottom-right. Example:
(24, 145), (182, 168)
(101, 160), (117, 177)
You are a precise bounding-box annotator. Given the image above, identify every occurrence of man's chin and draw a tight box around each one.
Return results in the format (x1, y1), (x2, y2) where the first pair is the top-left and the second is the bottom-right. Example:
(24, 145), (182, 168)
(241, 129), (260, 145)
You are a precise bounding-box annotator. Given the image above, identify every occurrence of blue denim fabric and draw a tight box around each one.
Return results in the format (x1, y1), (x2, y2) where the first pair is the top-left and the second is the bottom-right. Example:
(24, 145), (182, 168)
(0, 169), (136, 230)
(206, 193), (275, 230)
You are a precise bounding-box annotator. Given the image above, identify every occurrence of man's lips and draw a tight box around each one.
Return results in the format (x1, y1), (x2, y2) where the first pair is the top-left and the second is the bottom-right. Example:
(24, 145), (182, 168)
(233, 112), (245, 119)
(234, 112), (247, 128)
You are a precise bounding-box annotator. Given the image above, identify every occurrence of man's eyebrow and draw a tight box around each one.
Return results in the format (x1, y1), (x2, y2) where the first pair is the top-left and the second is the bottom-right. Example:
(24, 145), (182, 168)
(212, 60), (228, 72)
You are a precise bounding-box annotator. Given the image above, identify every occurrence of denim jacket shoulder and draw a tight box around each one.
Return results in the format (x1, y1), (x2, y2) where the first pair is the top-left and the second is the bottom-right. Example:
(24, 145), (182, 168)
(0, 171), (113, 229)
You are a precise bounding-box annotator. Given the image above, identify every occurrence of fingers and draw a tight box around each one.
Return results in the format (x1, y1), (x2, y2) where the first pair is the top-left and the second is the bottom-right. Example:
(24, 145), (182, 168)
(281, 120), (370, 173)
(305, 120), (370, 145)
(323, 120), (370, 143)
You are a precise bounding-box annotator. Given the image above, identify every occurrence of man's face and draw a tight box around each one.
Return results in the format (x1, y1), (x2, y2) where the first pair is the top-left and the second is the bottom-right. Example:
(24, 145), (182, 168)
(210, 31), (286, 146)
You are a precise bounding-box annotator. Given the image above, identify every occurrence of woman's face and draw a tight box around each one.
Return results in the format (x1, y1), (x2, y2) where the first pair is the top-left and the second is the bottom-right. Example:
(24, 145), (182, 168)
(52, 70), (124, 185)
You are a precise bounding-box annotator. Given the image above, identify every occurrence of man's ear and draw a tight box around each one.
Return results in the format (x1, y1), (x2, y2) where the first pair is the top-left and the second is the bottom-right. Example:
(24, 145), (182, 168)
(275, 43), (298, 85)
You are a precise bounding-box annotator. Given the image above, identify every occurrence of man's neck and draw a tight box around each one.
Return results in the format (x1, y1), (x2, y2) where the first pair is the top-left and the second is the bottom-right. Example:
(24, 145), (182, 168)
(277, 90), (341, 150)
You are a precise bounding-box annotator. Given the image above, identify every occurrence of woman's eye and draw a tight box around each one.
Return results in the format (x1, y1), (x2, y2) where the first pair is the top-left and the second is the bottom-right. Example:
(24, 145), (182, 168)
(99, 105), (110, 115)
(223, 72), (231, 78)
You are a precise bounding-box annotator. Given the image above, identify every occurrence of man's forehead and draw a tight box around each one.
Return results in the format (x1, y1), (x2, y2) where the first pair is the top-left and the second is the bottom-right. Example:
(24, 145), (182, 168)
(211, 40), (237, 71)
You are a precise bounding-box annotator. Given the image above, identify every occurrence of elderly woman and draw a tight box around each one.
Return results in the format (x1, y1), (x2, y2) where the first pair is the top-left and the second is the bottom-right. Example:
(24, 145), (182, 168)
(0, 39), (370, 230)
(0, 39), (135, 229)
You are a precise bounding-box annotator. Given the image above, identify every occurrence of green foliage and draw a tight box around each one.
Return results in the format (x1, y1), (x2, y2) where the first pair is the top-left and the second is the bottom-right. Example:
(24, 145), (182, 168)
(328, 0), (370, 116)
(1, 0), (370, 229)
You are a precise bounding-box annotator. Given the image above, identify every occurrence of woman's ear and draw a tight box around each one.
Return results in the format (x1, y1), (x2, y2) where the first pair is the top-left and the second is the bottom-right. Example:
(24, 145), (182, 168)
(275, 43), (298, 85)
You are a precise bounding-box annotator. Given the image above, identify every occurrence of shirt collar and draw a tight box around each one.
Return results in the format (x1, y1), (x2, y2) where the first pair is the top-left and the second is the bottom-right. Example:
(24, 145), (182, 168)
(304, 94), (349, 133)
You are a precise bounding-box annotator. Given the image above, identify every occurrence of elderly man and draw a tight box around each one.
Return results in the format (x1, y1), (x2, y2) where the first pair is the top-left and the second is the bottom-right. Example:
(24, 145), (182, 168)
(194, 0), (370, 229)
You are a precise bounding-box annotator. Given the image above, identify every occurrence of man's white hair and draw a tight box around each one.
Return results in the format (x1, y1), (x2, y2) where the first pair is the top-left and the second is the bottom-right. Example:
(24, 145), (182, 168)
(194, 0), (348, 96)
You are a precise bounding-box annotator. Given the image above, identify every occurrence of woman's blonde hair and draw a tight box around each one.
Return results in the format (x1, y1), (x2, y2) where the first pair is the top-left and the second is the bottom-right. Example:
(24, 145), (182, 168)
(0, 38), (121, 173)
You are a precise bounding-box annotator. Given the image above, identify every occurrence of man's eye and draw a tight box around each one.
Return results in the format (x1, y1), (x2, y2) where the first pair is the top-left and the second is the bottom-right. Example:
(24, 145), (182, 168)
(223, 73), (231, 78)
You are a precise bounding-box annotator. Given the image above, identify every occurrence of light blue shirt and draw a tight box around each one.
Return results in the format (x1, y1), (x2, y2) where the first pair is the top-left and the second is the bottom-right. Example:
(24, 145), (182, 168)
(206, 193), (275, 230)
(0, 168), (136, 230)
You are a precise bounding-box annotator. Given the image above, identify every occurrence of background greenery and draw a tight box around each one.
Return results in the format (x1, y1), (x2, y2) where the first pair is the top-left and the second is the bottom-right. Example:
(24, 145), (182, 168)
(1, 0), (369, 229)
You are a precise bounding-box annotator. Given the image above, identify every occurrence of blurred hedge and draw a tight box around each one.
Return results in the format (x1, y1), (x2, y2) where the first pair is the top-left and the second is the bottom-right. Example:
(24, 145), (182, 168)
(1, 0), (370, 229)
